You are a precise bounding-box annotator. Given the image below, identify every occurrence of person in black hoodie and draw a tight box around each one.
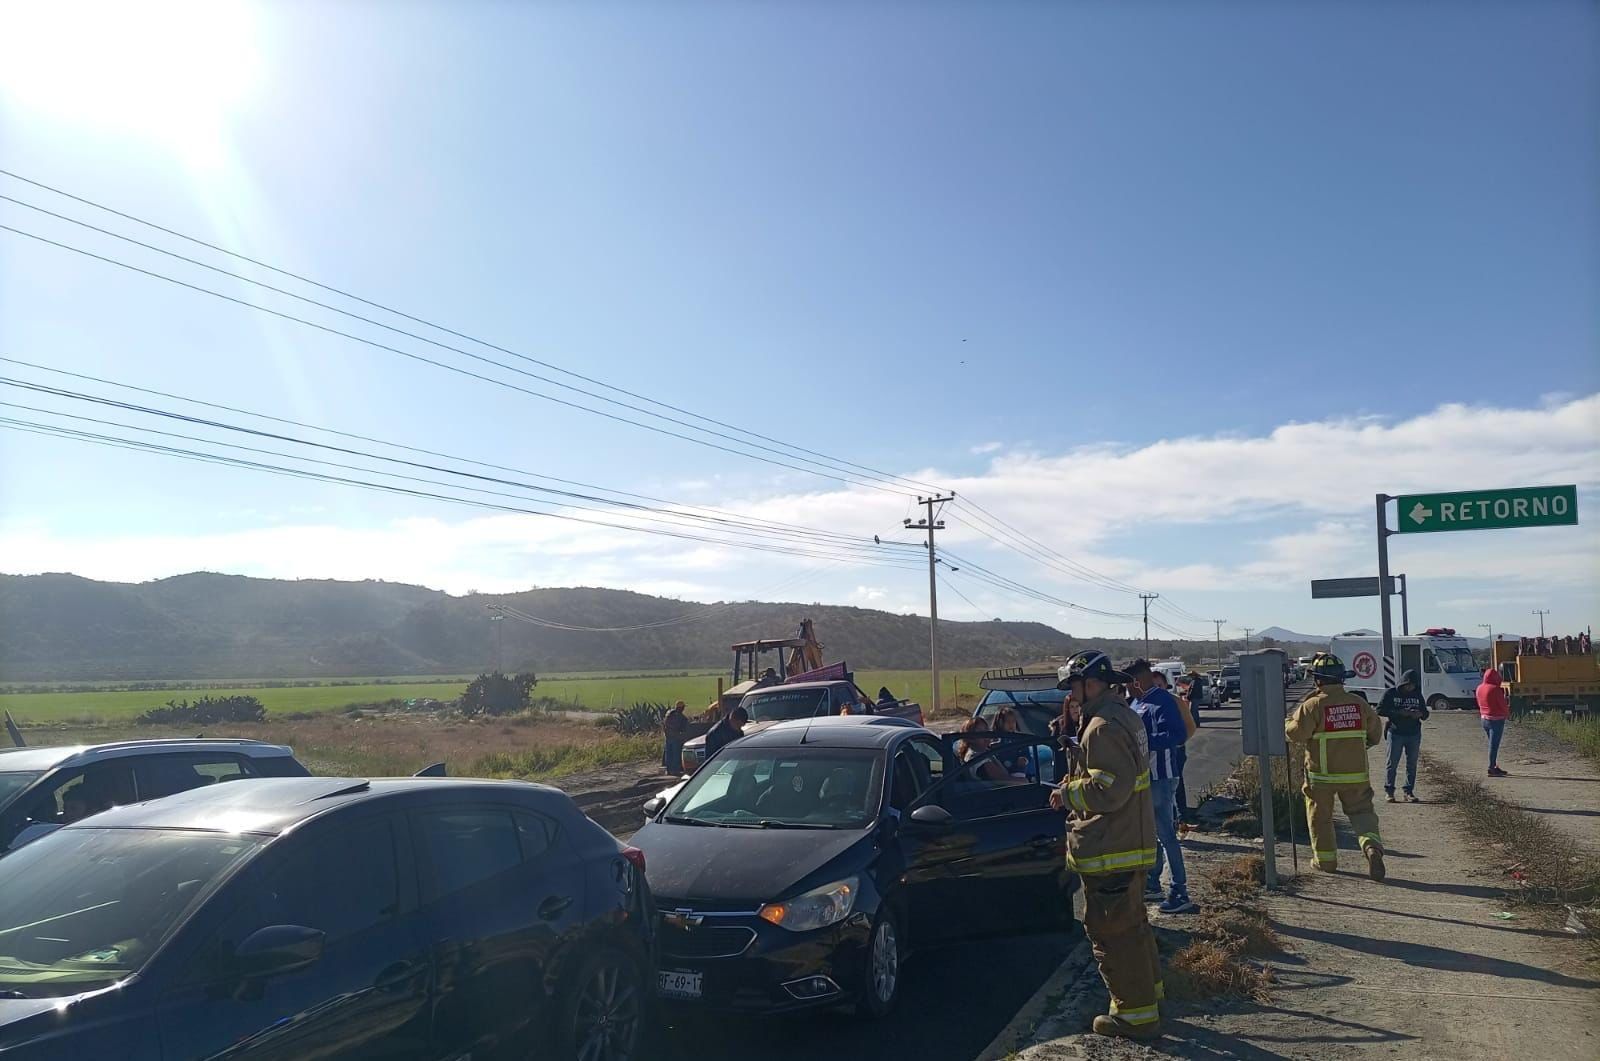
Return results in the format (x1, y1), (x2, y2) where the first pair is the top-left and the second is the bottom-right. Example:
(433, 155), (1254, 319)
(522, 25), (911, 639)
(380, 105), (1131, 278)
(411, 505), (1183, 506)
(1378, 669), (1429, 802)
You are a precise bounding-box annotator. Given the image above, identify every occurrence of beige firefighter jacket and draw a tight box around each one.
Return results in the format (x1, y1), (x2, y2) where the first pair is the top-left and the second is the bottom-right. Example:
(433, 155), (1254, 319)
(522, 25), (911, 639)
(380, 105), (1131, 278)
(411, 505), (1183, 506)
(1060, 689), (1157, 876)
(1285, 683), (1384, 785)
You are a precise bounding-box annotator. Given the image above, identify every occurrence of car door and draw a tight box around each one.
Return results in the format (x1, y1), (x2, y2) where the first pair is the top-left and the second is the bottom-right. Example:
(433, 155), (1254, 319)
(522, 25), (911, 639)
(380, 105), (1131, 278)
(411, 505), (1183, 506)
(920, 735), (1070, 939)
(413, 803), (584, 1061)
(156, 810), (433, 1060)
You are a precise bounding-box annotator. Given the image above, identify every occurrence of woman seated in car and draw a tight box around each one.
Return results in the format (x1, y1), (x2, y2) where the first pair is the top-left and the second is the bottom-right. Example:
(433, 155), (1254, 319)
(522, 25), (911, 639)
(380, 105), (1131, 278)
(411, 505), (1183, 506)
(957, 717), (1013, 783)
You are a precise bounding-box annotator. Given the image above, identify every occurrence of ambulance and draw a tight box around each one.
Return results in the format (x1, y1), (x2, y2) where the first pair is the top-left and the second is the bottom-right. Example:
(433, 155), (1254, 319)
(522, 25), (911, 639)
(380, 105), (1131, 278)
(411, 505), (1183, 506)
(1328, 628), (1481, 710)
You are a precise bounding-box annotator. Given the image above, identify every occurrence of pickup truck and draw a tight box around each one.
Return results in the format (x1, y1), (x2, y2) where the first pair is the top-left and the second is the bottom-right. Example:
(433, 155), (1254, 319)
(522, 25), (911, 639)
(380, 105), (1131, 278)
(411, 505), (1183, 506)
(1216, 664), (1241, 703)
(677, 680), (923, 773)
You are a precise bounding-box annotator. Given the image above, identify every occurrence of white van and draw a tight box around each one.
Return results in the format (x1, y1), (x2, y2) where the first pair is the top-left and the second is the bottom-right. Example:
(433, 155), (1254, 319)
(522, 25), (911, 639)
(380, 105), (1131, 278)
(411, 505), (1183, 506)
(1153, 660), (1188, 687)
(1328, 629), (1480, 710)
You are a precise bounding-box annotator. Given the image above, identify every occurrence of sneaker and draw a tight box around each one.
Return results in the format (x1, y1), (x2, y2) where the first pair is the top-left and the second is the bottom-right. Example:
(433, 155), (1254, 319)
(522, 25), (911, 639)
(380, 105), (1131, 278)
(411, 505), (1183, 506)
(1092, 1014), (1162, 1041)
(1384, 791), (1397, 803)
(1159, 889), (1197, 914)
(1488, 766), (1509, 777)
(1365, 845), (1387, 882)
(1404, 791), (1419, 802)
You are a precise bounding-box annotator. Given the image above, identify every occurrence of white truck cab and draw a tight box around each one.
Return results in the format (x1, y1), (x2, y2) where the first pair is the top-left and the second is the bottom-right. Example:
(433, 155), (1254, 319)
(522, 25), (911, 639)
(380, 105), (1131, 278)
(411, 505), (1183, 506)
(1328, 628), (1481, 710)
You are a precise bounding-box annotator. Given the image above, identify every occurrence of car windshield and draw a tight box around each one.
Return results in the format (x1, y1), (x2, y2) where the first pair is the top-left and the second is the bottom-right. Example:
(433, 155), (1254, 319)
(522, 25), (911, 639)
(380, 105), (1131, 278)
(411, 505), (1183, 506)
(975, 690), (1063, 736)
(665, 747), (883, 829)
(0, 771), (42, 810)
(742, 688), (831, 723)
(0, 827), (262, 997)
(1432, 646), (1478, 674)
(1222, 666), (1239, 678)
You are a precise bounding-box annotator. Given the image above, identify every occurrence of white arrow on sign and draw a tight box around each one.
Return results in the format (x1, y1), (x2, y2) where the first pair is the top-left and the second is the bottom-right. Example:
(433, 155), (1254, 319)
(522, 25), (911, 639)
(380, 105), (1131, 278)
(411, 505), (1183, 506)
(1409, 502), (1433, 525)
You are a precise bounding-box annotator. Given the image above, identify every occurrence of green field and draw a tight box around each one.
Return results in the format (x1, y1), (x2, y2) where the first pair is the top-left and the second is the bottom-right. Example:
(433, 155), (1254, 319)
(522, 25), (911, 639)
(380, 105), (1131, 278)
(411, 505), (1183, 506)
(0, 667), (994, 724)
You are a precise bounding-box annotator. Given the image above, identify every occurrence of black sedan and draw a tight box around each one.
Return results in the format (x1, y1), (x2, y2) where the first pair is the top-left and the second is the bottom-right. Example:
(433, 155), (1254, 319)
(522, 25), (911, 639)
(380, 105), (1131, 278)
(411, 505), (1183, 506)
(0, 776), (655, 1061)
(631, 715), (1075, 1018)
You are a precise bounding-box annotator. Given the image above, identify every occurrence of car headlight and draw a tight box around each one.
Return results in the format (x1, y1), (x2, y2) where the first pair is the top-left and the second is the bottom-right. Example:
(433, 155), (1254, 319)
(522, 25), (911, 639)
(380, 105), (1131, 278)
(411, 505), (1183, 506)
(758, 876), (859, 932)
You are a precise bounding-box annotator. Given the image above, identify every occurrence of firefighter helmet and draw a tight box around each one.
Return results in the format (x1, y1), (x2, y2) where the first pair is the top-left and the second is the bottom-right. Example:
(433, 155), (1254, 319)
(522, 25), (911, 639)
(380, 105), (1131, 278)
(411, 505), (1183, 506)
(1056, 650), (1133, 690)
(1309, 653), (1350, 683)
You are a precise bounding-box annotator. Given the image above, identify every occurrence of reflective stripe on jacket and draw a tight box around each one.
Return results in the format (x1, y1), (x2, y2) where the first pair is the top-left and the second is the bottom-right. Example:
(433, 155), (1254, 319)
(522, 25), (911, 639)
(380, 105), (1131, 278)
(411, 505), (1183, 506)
(1285, 684), (1383, 785)
(1062, 690), (1157, 876)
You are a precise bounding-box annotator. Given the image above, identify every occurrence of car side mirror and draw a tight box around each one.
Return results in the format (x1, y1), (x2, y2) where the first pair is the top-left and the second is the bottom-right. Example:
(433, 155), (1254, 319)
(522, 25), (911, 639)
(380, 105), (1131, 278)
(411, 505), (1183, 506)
(909, 804), (954, 829)
(642, 796), (666, 819)
(231, 925), (325, 980)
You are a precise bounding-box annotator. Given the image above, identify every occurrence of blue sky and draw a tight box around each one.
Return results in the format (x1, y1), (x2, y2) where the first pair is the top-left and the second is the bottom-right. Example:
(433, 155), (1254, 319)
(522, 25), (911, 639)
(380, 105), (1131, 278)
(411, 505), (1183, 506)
(1, 0), (1596, 646)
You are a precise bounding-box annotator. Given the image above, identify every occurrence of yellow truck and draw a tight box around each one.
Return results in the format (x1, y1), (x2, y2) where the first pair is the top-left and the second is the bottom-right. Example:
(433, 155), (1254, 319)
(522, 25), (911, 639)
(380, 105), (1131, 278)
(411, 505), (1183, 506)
(1492, 638), (1599, 715)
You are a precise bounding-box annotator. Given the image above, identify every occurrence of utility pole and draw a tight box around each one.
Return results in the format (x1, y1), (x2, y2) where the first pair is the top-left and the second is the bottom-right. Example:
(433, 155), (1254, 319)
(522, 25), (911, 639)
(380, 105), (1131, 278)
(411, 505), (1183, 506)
(1139, 593), (1160, 660)
(1532, 609), (1549, 637)
(1212, 619), (1228, 669)
(1479, 622), (1492, 646)
(1241, 627), (1254, 653)
(905, 493), (955, 714)
(489, 611), (505, 672)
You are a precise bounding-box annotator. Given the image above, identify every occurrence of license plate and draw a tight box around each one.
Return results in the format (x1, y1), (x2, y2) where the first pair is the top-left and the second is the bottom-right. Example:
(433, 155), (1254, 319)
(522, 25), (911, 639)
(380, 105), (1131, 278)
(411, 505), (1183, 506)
(658, 969), (703, 999)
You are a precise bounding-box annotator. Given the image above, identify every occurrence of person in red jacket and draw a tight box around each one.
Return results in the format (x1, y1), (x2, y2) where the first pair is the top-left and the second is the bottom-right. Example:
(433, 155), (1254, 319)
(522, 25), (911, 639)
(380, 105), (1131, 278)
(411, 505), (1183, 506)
(1476, 669), (1511, 777)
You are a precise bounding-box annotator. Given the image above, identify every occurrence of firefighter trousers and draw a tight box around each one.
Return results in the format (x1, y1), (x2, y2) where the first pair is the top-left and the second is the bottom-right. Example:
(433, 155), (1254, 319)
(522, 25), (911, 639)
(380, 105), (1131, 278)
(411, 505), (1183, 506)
(1304, 781), (1382, 869)
(1082, 871), (1162, 1028)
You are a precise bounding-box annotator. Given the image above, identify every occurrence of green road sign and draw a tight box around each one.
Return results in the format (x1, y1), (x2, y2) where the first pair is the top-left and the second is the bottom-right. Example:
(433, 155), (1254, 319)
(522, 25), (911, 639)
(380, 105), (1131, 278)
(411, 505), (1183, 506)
(1395, 485), (1578, 534)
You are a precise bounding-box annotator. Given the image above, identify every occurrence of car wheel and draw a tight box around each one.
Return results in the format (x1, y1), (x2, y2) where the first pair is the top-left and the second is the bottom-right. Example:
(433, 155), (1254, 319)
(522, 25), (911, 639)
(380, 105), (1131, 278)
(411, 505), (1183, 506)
(556, 946), (644, 1061)
(1427, 695), (1450, 713)
(855, 911), (902, 1019)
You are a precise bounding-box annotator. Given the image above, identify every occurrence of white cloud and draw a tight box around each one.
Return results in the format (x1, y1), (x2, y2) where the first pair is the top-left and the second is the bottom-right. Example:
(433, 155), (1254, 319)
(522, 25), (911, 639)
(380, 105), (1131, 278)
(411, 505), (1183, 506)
(970, 441), (1003, 455)
(4, 393), (1596, 635)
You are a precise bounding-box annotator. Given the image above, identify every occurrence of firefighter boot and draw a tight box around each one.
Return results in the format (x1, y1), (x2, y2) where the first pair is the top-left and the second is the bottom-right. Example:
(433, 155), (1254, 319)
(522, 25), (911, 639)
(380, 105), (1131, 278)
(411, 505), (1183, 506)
(1093, 1014), (1162, 1041)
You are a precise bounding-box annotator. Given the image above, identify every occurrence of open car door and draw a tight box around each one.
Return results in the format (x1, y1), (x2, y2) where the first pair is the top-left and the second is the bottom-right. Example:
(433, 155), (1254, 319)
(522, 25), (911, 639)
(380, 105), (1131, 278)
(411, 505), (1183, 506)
(904, 733), (1075, 941)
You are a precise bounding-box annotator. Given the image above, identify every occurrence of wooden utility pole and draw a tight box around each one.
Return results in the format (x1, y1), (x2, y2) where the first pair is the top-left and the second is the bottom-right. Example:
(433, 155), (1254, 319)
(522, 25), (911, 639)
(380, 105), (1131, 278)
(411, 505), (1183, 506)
(905, 494), (955, 714)
(1139, 593), (1159, 659)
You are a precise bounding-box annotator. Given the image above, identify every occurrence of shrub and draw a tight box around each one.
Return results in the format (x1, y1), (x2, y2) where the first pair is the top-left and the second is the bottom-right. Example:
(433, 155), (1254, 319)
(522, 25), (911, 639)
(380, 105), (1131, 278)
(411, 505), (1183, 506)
(135, 695), (266, 726)
(459, 671), (538, 717)
(610, 701), (669, 736)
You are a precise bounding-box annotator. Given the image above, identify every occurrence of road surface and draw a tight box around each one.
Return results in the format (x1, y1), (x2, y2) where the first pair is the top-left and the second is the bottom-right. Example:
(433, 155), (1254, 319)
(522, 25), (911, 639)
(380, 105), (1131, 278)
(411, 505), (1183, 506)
(656, 928), (1081, 1060)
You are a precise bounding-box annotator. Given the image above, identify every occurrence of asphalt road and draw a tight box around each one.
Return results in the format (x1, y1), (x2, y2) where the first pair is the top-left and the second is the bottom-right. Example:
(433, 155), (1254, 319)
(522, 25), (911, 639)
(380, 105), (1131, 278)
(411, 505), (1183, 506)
(655, 928), (1081, 1060)
(1183, 698), (1248, 798)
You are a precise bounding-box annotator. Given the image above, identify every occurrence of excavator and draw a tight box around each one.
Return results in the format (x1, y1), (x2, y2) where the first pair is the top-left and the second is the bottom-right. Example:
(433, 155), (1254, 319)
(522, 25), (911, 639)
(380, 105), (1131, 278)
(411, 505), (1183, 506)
(705, 618), (828, 720)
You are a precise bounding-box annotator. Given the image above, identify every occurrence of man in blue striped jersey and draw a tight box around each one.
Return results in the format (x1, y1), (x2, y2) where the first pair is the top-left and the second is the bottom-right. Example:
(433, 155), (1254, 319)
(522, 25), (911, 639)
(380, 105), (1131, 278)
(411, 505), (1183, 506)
(1127, 659), (1196, 914)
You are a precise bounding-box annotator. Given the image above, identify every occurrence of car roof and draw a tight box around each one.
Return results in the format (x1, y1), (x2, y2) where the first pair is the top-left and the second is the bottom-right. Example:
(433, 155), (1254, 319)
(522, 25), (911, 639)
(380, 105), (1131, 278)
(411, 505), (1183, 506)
(56, 775), (569, 836)
(0, 739), (298, 773)
(738, 715), (923, 749)
(743, 680), (841, 693)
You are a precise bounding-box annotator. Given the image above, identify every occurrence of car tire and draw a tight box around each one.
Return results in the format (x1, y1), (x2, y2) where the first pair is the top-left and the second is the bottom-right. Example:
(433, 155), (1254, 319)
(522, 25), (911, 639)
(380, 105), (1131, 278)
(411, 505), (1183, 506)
(554, 945), (645, 1061)
(854, 910), (903, 1019)
(1427, 695), (1450, 713)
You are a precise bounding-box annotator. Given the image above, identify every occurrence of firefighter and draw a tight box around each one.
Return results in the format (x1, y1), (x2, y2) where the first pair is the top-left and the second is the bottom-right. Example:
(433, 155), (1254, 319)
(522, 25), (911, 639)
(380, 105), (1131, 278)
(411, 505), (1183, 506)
(1287, 653), (1387, 879)
(1049, 650), (1162, 1040)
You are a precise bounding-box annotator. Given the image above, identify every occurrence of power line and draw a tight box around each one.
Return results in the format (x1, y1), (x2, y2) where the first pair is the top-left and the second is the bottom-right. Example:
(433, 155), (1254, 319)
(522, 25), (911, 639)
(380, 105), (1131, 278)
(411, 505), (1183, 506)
(0, 375), (921, 556)
(0, 412), (928, 568)
(0, 172), (947, 495)
(0, 221), (924, 498)
(0, 355), (894, 550)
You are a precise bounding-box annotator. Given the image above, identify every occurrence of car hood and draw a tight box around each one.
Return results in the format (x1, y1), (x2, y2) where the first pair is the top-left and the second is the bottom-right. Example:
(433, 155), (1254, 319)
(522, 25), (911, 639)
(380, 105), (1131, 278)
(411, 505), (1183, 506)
(632, 820), (870, 906)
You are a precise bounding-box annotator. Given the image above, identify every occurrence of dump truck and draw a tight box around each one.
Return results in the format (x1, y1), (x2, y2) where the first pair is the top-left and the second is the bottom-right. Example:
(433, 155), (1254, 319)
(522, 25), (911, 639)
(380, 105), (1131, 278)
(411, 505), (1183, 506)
(1492, 635), (1599, 715)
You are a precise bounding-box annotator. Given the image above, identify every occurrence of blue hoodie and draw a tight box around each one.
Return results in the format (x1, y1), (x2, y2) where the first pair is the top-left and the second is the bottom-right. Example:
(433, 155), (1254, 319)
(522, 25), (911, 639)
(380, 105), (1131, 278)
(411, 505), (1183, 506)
(1132, 686), (1188, 781)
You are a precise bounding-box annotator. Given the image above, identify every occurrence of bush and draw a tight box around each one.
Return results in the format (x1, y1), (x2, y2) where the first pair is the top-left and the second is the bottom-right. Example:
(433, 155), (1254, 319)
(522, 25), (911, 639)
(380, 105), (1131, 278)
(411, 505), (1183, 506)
(459, 671), (538, 717)
(610, 701), (669, 736)
(136, 695), (266, 726)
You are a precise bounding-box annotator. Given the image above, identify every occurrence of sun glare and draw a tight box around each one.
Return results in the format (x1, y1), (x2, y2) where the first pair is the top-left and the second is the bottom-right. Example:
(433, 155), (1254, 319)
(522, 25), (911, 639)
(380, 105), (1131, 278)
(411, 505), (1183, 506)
(0, 0), (261, 170)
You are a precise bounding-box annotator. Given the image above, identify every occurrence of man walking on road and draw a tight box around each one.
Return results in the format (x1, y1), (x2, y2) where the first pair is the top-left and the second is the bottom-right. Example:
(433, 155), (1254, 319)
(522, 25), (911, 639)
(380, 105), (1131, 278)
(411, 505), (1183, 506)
(662, 700), (689, 775)
(1378, 670), (1428, 801)
(1286, 653), (1387, 879)
(1476, 668), (1511, 776)
(1049, 651), (1162, 1041)
(1127, 660), (1195, 914)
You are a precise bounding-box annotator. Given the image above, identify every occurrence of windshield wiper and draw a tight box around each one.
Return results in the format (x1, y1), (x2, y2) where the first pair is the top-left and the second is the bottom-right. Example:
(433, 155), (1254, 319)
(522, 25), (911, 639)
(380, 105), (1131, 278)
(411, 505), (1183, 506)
(0, 989), (30, 999)
(662, 815), (718, 827)
(757, 820), (836, 830)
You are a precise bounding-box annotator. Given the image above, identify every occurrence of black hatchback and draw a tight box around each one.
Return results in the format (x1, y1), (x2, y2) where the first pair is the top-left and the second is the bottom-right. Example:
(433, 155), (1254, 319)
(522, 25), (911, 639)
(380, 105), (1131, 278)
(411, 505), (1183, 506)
(631, 716), (1075, 1017)
(0, 776), (655, 1061)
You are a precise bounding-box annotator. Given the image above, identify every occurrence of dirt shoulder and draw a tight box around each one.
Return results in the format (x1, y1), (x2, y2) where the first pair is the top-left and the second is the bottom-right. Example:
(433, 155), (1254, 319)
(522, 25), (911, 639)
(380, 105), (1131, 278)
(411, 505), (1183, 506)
(1422, 710), (1599, 857)
(1004, 758), (1600, 1059)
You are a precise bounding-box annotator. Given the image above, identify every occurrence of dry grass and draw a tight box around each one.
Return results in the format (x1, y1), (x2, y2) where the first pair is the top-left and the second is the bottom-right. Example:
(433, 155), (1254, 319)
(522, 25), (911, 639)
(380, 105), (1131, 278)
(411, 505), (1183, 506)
(1186, 904), (1280, 957)
(1218, 757), (1304, 839)
(1165, 940), (1275, 1002)
(1208, 854), (1266, 899)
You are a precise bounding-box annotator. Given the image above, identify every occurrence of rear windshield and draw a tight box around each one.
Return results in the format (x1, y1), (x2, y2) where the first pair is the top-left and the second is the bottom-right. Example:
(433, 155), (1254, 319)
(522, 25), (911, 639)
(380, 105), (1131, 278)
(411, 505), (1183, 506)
(975, 690), (1064, 737)
(0, 827), (262, 997)
(741, 688), (831, 723)
(666, 747), (883, 829)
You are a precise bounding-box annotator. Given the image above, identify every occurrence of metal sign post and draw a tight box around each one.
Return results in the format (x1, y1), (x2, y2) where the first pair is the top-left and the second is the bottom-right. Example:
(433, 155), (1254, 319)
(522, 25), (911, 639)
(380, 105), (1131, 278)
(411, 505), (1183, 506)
(1240, 650), (1288, 888)
(1376, 495), (1397, 690)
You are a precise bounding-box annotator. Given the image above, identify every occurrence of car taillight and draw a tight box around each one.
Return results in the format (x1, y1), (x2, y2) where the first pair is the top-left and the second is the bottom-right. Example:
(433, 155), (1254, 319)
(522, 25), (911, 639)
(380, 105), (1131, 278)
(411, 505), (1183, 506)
(622, 846), (646, 874)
